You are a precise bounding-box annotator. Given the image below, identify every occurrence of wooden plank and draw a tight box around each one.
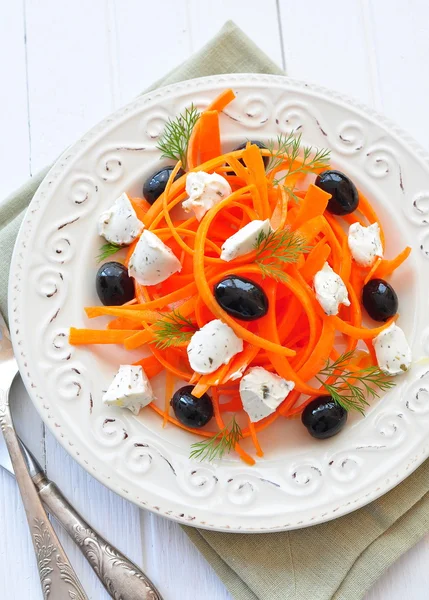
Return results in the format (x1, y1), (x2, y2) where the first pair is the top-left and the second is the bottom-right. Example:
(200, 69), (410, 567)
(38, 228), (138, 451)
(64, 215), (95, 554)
(140, 512), (231, 599)
(278, 0), (373, 105)
(368, 0), (429, 148)
(366, 536), (429, 600)
(112, 0), (191, 103)
(23, 0), (114, 172)
(0, 3), (30, 199)
(187, 0), (284, 68)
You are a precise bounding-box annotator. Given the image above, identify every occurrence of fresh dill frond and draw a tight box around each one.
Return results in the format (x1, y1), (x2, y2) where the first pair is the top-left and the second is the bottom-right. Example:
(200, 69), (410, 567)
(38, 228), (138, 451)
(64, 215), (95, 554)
(255, 228), (310, 262)
(253, 228), (310, 282)
(316, 351), (396, 415)
(189, 417), (242, 462)
(156, 104), (200, 168)
(266, 132), (331, 188)
(96, 242), (121, 263)
(281, 186), (301, 204)
(266, 132), (300, 173)
(256, 262), (289, 283)
(151, 310), (197, 349)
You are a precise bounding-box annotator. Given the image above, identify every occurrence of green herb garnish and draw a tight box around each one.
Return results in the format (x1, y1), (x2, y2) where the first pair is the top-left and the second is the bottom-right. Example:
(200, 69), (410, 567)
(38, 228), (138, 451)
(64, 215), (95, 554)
(97, 242), (121, 263)
(151, 310), (197, 349)
(316, 351), (396, 415)
(190, 417), (242, 462)
(156, 104), (200, 169)
(253, 228), (310, 283)
(266, 132), (330, 196)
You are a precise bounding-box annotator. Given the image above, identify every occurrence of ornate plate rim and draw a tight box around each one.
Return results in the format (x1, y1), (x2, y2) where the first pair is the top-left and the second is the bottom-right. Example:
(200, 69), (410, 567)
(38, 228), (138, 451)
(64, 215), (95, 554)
(8, 73), (429, 532)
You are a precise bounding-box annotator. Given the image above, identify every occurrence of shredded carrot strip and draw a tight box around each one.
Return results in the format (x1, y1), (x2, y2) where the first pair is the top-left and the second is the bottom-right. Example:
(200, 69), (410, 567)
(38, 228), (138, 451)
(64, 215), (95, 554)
(364, 257), (383, 284)
(69, 328), (136, 345)
(329, 314), (398, 339)
(198, 110), (221, 164)
(248, 419), (264, 457)
(164, 365), (175, 427)
(373, 246), (411, 279)
(299, 238), (331, 282)
(292, 184), (331, 230)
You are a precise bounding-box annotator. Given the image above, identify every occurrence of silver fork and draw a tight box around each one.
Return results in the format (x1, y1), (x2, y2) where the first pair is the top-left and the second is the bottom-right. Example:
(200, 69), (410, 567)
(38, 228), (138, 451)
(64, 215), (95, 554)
(0, 311), (162, 600)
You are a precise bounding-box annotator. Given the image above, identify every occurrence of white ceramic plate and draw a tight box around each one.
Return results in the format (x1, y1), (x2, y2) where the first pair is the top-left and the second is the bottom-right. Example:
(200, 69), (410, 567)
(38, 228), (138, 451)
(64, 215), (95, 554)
(9, 74), (429, 532)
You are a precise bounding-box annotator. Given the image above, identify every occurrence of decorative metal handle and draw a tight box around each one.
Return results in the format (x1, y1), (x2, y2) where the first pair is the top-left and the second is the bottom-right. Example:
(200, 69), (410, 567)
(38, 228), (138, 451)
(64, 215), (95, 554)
(0, 393), (88, 600)
(35, 476), (163, 600)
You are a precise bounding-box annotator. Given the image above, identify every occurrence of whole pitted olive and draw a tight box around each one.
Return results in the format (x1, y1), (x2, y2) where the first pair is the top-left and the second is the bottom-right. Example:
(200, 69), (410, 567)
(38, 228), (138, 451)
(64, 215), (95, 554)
(362, 278), (398, 322)
(171, 386), (213, 428)
(143, 166), (185, 204)
(96, 261), (135, 306)
(315, 170), (359, 215)
(301, 396), (347, 439)
(214, 276), (268, 321)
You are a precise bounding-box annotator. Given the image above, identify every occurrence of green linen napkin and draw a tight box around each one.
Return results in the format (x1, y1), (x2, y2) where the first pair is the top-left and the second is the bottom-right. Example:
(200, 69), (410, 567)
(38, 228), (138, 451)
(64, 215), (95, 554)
(1, 20), (429, 600)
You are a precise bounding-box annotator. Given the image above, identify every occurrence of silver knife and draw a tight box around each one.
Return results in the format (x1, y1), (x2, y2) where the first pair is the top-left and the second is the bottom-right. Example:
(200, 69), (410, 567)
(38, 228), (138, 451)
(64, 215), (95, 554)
(0, 312), (162, 600)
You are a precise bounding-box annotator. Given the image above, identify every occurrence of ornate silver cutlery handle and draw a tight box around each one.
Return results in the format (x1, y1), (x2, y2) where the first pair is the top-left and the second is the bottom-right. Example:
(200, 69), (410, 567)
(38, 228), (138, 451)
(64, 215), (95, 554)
(0, 397), (88, 600)
(35, 475), (163, 600)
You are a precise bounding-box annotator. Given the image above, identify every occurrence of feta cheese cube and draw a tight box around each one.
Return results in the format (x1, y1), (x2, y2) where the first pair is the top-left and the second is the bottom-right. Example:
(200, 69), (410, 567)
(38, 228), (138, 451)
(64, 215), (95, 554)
(102, 365), (155, 414)
(187, 319), (243, 374)
(373, 323), (412, 376)
(313, 262), (350, 316)
(240, 367), (295, 422)
(98, 193), (144, 246)
(220, 219), (272, 262)
(128, 229), (181, 286)
(182, 172), (231, 221)
(348, 222), (383, 267)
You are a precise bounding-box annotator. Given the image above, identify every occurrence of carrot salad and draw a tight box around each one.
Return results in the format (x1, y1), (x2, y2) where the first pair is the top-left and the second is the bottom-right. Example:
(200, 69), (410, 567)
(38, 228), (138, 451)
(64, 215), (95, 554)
(70, 89), (412, 465)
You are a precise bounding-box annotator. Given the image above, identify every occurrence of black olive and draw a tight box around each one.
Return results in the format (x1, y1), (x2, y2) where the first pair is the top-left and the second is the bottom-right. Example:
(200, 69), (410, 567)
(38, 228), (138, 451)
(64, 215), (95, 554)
(362, 278), (398, 322)
(301, 396), (347, 439)
(214, 276), (268, 321)
(143, 166), (185, 204)
(233, 140), (269, 169)
(170, 386), (213, 428)
(96, 261), (135, 306)
(315, 170), (359, 215)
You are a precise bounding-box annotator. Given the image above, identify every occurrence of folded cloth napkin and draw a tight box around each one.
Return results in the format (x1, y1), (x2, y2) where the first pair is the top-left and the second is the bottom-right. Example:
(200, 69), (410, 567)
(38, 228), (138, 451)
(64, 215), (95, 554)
(1, 20), (429, 600)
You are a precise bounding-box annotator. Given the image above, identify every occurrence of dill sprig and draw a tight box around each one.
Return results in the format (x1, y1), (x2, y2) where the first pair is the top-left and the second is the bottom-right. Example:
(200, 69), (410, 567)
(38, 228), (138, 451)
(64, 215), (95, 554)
(189, 417), (242, 462)
(266, 132), (300, 173)
(266, 132), (331, 190)
(316, 351), (396, 415)
(97, 242), (121, 263)
(156, 104), (200, 169)
(253, 228), (310, 283)
(151, 310), (197, 349)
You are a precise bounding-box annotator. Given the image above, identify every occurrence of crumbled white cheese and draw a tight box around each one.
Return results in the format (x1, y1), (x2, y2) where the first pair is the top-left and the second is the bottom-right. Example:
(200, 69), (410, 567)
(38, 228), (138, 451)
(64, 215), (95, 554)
(372, 323), (412, 376)
(98, 192), (144, 245)
(128, 229), (181, 286)
(187, 319), (243, 374)
(220, 219), (272, 262)
(313, 262), (350, 316)
(182, 172), (231, 220)
(239, 367), (295, 422)
(102, 365), (154, 414)
(348, 222), (383, 267)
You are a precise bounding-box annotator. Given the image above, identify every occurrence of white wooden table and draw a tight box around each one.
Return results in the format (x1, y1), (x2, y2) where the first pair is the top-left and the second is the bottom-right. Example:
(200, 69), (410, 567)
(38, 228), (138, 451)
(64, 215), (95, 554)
(1, 1), (429, 598)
